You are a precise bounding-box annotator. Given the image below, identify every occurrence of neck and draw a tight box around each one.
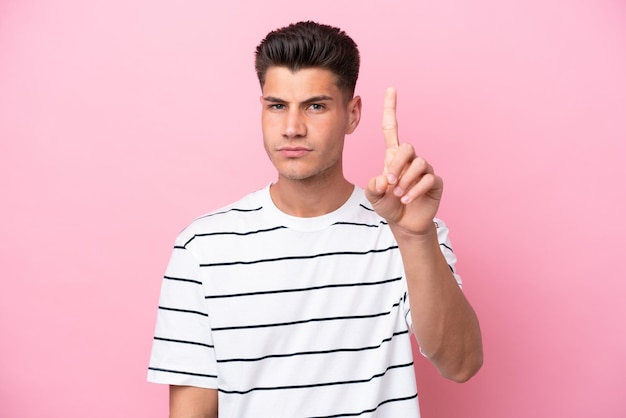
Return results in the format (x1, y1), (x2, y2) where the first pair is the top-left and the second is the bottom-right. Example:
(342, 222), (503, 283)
(270, 175), (354, 218)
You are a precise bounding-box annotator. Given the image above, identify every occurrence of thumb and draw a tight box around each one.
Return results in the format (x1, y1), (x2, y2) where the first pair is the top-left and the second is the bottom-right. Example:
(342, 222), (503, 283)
(365, 175), (388, 204)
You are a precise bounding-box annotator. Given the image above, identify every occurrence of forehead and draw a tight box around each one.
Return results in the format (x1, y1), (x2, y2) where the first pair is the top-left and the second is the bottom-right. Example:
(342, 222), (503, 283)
(262, 67), (342, 100)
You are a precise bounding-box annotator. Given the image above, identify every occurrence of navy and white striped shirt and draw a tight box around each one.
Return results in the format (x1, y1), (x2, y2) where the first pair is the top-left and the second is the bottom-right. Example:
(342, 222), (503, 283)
(148, 185), (461, 417)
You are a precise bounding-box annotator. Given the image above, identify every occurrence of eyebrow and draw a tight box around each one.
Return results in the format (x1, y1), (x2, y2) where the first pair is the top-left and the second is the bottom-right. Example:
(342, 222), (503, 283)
(262, 95), (334, 104)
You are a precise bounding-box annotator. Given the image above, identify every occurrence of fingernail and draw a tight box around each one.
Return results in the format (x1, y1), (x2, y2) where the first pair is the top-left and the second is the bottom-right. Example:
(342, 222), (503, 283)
(393, 186), (403, 196)
(387, 174), (397, 184)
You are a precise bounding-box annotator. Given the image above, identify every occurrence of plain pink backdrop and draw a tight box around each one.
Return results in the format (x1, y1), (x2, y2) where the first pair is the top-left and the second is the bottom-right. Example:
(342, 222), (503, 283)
(1, 0), (625, 416)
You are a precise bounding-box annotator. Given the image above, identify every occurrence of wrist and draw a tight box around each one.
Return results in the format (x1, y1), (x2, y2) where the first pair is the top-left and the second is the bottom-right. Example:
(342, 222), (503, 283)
(390, 221), (438, 246)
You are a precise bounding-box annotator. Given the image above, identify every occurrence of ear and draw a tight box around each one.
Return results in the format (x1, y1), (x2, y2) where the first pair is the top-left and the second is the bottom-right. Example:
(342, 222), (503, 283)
(346, 95), (362, 134)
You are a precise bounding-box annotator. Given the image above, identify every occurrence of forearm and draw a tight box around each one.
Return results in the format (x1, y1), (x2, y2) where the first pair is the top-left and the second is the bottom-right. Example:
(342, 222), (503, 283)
(394, 224), (483, 382)
(169, 385), (218, 418)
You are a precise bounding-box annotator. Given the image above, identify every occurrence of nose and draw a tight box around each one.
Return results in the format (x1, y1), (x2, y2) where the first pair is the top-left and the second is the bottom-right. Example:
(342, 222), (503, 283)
(282, 109), (306, 138)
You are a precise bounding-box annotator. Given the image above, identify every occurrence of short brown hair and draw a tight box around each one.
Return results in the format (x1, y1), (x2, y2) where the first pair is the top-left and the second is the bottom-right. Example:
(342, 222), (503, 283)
(255, 21), (360, 99)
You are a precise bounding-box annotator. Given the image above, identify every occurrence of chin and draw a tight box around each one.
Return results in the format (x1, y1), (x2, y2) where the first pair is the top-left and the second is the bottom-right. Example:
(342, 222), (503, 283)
(280, 172), (314, 181)
(275, 164), (315, 181)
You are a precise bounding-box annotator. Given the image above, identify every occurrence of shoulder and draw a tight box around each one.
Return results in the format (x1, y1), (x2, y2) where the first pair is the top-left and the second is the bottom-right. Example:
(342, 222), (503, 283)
(173, 187), (268, 247)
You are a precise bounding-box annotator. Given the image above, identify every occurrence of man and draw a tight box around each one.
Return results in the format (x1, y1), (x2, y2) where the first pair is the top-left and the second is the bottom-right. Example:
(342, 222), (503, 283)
(148, 21), (482, 417)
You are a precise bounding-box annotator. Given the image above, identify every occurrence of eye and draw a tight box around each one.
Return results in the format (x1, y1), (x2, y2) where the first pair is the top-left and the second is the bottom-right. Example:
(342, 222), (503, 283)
(269, 103), (286, 110)
(308, 103), (325, 111)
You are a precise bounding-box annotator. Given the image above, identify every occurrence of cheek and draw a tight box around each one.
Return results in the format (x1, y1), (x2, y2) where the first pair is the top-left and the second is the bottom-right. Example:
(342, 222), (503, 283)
(327, 121), (350, 147)
(261, 110), (279, 129)
(261, 115), (277, 141)
(262, 131), (274, 156)
(317, 115), (347, 135)
(260, 120), (272, 152)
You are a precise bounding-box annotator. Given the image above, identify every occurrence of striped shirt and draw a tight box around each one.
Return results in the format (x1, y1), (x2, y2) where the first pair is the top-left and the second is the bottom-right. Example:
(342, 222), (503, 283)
(148, 185), (461, 417)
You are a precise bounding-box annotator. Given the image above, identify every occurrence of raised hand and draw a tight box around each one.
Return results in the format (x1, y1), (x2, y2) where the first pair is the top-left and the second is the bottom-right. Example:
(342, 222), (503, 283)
(365, 87), (443, 236)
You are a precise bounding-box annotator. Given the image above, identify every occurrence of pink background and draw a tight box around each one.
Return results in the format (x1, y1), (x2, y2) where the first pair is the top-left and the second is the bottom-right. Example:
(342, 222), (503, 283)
(1, 0), (625, 416)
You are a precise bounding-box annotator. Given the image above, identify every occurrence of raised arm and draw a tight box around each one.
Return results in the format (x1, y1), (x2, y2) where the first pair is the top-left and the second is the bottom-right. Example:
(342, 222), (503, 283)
(365, 88), (483, 382)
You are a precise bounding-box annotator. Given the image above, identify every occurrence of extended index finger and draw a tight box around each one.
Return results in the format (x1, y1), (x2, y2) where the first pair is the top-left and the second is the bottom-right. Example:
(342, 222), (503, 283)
(382, 87), (399, 149)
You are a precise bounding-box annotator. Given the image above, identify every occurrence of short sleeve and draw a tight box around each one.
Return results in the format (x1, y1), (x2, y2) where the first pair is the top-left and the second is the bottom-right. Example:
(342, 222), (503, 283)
(147, 243), (218, 389)
(434, 218), (462, 288)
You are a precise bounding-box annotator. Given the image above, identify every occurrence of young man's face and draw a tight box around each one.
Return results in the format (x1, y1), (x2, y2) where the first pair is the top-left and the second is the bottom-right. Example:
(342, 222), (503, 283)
(260, 66), (361, 183)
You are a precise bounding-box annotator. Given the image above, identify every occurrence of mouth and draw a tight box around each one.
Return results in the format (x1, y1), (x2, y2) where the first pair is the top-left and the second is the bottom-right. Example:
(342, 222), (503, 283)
(278, 147), (311, 158)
